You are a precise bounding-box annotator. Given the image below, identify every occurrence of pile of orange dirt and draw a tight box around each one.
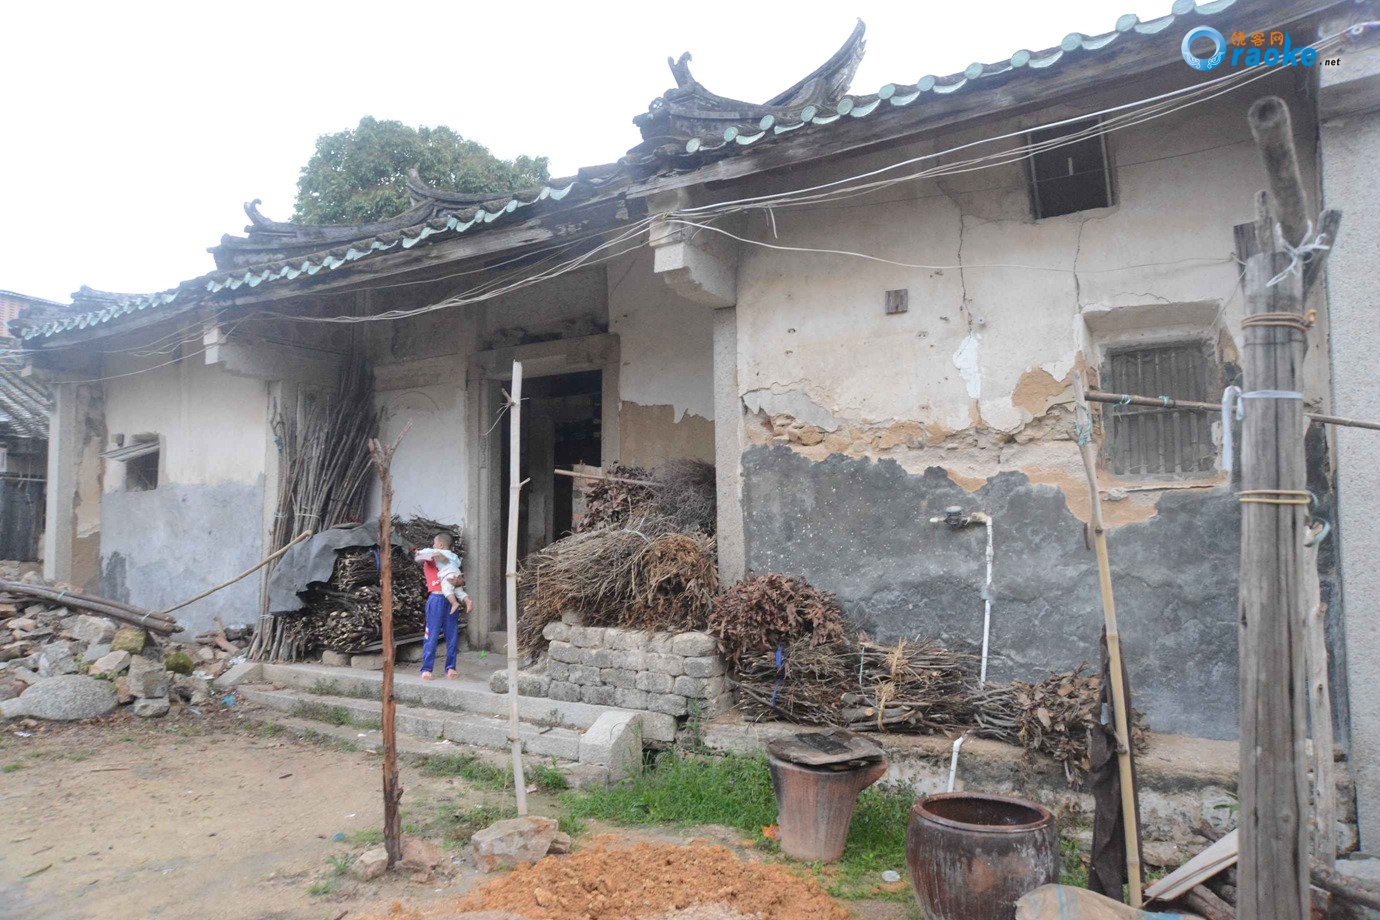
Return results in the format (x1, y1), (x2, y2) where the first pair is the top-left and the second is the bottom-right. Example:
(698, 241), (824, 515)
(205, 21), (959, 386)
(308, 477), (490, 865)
(376, 839), (854, 920)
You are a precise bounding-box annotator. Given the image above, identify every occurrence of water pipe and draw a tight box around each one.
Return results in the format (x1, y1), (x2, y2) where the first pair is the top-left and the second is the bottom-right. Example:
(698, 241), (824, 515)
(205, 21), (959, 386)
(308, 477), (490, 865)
(947, 730), (971, 792)
(929, 507), (995, 685)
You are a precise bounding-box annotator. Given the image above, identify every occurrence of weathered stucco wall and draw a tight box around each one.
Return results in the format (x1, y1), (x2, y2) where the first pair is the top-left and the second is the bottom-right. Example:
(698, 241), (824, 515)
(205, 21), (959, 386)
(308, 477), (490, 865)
(98, 356), (269, 633)
(608, 249), (715, 467)
(729, 76), (1331, 743)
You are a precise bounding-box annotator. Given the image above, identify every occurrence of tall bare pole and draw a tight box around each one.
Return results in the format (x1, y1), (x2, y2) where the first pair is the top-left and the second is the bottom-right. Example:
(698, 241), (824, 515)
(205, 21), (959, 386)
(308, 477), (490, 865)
(1073, 370), (1143, 906)
(1238, 96), (1314, 920)
(368, 423), (410, 867)
(505, 361), (529, 816)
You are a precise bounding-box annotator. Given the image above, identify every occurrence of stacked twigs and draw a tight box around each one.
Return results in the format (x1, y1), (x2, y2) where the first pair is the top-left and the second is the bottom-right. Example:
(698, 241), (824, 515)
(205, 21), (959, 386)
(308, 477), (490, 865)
(392, 516), (462, 554)
(576, 466), (654, 533)
(289, 544), (432, 653)
(708, 573), (848, 671)
(517, 515), (718, 654)
(251, 355), (377, 661)
(574, 460), (717, 535)
(970, 667), (1148, 785)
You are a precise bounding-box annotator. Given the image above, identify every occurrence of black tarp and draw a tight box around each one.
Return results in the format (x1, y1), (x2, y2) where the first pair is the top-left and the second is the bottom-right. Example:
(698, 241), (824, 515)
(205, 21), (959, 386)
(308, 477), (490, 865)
(265, 523), (404, 615)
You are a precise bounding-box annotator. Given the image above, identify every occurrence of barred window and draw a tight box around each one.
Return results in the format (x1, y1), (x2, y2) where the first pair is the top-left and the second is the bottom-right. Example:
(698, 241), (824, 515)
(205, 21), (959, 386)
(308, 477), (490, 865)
(1101, 343), (1217, 477)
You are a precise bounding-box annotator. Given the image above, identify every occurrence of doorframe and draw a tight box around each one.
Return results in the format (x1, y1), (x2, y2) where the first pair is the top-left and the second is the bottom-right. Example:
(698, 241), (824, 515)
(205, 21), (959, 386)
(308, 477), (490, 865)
(464, 333), (620, 649)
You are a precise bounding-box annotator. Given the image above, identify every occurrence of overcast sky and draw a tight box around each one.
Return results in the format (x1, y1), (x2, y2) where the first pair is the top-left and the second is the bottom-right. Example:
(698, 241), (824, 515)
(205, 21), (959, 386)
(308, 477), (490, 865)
(2, 0), (1172, 303)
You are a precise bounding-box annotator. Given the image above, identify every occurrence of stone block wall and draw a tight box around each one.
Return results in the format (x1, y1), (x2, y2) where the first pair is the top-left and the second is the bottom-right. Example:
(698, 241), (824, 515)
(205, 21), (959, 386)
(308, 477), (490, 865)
(495, 623), (734, 720)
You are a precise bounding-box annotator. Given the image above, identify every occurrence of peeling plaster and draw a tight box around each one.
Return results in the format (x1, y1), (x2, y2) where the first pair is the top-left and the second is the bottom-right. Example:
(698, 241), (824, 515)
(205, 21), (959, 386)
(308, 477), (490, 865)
(953, 334), (982, 399)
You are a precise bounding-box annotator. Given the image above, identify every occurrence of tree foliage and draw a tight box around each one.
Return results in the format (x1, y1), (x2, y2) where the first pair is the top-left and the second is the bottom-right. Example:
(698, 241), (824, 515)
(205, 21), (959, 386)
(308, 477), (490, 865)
(292, 116), (551, 225)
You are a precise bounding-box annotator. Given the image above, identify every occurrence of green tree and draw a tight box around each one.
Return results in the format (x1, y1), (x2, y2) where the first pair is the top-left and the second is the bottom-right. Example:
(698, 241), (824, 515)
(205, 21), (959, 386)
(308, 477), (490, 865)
(292, 116), (551, 225)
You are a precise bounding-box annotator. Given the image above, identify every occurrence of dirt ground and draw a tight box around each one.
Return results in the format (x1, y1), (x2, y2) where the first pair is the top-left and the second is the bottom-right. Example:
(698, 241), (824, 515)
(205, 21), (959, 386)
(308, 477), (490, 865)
(0, 703), (914, 920)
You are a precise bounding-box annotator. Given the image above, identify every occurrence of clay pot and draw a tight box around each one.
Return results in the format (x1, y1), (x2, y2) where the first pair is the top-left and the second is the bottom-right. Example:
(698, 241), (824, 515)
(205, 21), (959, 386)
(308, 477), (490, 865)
(767, 753), (889, 863)
(905, 792), (1059, 920)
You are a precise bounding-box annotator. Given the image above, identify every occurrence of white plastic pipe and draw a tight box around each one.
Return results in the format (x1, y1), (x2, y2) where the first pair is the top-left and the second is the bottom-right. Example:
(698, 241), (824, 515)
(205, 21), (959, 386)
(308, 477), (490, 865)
(947, 731), (971, 792)
(979, 515), (994, 686)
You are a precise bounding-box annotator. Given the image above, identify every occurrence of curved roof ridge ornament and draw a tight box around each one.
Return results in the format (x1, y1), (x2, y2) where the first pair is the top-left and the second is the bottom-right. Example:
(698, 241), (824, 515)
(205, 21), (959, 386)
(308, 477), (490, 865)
(634, 19), (867, 144)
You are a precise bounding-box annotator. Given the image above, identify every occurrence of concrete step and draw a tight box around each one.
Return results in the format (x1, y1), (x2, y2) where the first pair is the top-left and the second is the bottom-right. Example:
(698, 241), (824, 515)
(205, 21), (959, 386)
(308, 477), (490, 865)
(252, 661), (677, 744)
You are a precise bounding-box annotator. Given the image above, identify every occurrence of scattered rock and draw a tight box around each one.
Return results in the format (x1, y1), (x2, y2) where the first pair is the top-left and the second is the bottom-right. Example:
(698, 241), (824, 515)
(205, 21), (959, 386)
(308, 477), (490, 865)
(114, 675), (134, 704)
(471, 816), (560, 872)
(37, 642), (78, 678)
(8, 667), (38, 686)
(133, 697), (170, 718)
(400, 835), (441, 878)
(89, 650), (131, 678)
(320, 650), (350, 668)
(110, 627), (146, 655)
(549, 831), (572, 855)
(7, 618), (37, 632)
(351, 847), (389, 881)
(0, 683), (17, 702)
(71, 616), (118, 645)
(1, 674), (118, 720)
(126, 657), (169, 699)
(195, 646), (216, 662)
(84, 642), (112, 664)
(1141, 841), (1183, 868)
(163, 650), (194, 675)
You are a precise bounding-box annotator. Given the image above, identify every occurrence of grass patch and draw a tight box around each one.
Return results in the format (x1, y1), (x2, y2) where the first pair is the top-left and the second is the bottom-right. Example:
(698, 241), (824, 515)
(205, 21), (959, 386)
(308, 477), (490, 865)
(530, 760), (569, 793)
(557, 813), (585, 837)
(309, 678), (381, 702)
(1, 763), (23, 773)
(419, 753), (511, 790)
(327, 854), (353, 876)
(307, 878), (338, 897)
(1059, 836), (1089, 888)
(300, 729), (360, 753)
(448, 803), (519, 845)
(292, 701), (381, 730)
(349, 828), (383, 847)
(562, 751), (913, 900)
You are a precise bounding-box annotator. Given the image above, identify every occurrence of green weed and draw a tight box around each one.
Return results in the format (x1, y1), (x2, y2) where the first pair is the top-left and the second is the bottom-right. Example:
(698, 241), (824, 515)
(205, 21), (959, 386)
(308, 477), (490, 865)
(349, 828), (383, 847)
(307, 878), (338, 897)
(327, 854), (352, 876)
(530, 760), (569, 793)
(419, 752), (510, 790)
(1, 763), (23, 773)
(1059, 836), (1089, 888)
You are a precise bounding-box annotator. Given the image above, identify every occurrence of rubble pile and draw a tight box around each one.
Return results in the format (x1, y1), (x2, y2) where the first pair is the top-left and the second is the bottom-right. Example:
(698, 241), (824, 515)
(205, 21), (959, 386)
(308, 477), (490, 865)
(0, 572), (246, 721)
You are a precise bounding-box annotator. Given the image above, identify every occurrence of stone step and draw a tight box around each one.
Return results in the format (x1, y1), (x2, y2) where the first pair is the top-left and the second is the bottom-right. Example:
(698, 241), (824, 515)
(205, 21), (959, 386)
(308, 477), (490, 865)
(252, 662), (677, 743)
(237, 684), (641, 782)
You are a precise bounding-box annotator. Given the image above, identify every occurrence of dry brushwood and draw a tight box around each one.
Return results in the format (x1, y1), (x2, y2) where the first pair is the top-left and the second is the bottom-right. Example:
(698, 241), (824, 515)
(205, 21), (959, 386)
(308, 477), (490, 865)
(516, 515), (717, 655)
(392, 516), (462, 554)
(969, 666), (1149, 785)
(736, 637), (976, 733)
(576, 466), (654, 533)
(708, 574), (848, 671)
(574, 460), (717, 536)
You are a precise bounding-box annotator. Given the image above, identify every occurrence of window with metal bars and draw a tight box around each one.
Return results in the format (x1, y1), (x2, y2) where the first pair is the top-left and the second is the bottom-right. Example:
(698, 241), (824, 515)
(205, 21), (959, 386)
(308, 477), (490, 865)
(1101, 342), (1218, 477)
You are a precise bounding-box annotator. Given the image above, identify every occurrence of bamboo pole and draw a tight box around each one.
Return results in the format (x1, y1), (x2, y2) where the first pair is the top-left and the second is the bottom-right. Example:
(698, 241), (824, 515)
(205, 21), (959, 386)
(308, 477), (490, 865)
(367, 423), (410, 868)
(1303, 536), (1335, 869)
(1237, 95), (1313, 920)
(158, 530), (313, 617)
(1072, 370), (1144, 907)
(1084, 390), (1380, 433)
(553, 468), (659, 487)
(505, 362), (529, 817)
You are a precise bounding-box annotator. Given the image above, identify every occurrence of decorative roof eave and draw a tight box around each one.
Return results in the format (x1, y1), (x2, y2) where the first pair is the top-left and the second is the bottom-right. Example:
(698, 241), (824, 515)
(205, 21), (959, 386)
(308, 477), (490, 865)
(661, 0), (1247, 162)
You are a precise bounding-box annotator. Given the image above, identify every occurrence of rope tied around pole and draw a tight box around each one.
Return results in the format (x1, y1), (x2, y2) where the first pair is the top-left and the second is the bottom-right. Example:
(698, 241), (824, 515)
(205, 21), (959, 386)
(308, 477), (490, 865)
(1221, 387), (1303, 472)
(1242, 312), (1314, 334)
(1239, 489), (1312, 506)
(1268, 219), (1331, 287)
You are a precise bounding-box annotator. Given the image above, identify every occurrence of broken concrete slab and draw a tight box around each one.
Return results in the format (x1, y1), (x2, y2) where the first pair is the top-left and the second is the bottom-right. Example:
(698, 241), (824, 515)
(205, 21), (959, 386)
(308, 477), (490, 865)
(579, 711), (641, 783)
(2, 675), (118, 720)
(471, 816), (559, 872)
(212, 660), (260, 690)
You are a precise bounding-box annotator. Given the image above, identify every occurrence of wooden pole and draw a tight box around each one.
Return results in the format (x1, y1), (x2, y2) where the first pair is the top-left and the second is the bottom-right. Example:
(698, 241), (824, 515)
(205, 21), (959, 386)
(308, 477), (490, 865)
(1238, 95), (1312, 920)
(1072, 370), (1144, 907)
(368, 423), (410, 869)
(1303, 536), (1335, 869)
(505, 362), (529, 817)
(158, 530), (313, 617)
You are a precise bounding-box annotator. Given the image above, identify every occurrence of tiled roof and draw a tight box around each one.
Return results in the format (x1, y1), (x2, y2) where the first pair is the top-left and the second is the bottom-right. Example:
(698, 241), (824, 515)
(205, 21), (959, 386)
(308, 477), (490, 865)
(17, 0), (1304, 343)
(0, 360), (52, 439)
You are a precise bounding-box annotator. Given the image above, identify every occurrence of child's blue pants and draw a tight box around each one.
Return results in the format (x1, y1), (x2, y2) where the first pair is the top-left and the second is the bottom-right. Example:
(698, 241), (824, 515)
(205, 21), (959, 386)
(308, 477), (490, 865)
(421, 593), (459, 674)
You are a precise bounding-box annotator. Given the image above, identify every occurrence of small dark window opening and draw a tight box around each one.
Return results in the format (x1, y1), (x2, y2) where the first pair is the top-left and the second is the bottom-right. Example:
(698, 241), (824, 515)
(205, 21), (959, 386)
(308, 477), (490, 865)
(1102, 342), (1218, 477)
(126, 450), (159, 492)
(1028, 118), (1113, 219)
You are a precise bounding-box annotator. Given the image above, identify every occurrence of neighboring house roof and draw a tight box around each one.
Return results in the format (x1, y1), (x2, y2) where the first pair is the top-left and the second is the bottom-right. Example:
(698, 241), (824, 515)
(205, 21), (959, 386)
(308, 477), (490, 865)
(12, 0), (1333, 344)
(0, 360), (52, 440)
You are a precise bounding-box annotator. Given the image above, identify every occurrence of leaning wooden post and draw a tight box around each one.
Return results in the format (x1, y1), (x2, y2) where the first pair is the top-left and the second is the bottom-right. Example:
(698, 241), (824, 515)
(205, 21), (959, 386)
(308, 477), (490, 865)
(368, 423), (410, 868)
(505, 361), (529, 817)
(1237, 95), (1313, 920)
(1072, 369), (1143, 906)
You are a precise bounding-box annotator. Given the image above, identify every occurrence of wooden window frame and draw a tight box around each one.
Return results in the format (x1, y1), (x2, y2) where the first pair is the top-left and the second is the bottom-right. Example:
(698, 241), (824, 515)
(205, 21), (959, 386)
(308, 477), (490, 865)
(1100, 340), (1219, 479)
(1027, 117), (1116, 220)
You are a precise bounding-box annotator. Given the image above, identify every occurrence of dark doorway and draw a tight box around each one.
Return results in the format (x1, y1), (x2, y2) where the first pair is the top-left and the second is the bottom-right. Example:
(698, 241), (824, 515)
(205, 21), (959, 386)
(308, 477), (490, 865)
(499, 369), (602, 561)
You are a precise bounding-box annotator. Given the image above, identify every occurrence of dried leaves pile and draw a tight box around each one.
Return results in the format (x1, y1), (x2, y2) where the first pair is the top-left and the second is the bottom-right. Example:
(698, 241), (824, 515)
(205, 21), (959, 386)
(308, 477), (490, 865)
(707, 574), (848, 671)
(576, 466), (654, 533)
(576, 460), (717, 536)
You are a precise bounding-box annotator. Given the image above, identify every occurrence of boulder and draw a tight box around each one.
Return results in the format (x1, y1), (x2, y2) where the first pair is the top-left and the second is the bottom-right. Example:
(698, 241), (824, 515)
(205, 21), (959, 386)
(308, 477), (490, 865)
(37, 642), (78, 678)
(320, 650), (350, 668)
(1, 675), (117, 721)
(133, 697), (170, 718)
(71, 616), (118, 645)
(114, 676), (134, 704)
(471, 816), (559, 872)
(126, 657), (169, 699)
(400, 835), (441, 878)
(351, 847), (389, 881)
(89, 650), (131, 678)
(110, 627), (146, 654)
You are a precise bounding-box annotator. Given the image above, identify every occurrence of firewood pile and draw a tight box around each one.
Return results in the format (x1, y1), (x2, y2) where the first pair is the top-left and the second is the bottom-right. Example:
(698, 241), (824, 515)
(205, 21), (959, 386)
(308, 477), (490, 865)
(707, 573), (848, 671)
(287, 517), (459, 654)
(517, 460), (718, 655)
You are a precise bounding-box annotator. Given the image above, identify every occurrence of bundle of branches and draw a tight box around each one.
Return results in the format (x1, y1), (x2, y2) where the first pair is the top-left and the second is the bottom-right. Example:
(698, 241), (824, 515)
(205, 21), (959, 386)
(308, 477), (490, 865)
(251, 354), (377, 661)
(707, 573), (848, 671)
(736, 637), (977, 733)
(517, 515), (717, 654)
(574, 460), (717, 535)
(575, 465), (654, 533)
(969, 667), (1149, 785)
(290, 546), (431, 652)
(392, 516), (463, 554)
